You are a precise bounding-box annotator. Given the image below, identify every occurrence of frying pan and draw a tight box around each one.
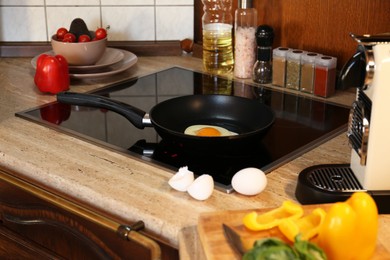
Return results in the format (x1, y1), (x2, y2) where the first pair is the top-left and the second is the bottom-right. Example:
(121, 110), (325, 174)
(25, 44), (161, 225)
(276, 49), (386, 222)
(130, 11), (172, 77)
(57, 92), (275, 154)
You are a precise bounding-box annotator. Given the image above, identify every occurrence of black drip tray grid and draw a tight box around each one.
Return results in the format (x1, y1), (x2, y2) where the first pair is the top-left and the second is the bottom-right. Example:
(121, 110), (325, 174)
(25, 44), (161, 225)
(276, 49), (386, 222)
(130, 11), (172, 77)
(295, 164), (390, 214)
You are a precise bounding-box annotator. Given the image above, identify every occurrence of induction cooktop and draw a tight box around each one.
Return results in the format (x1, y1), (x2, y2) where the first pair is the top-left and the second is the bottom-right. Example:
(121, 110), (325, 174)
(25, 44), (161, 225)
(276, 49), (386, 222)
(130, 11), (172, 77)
(17, 67), (350, 192)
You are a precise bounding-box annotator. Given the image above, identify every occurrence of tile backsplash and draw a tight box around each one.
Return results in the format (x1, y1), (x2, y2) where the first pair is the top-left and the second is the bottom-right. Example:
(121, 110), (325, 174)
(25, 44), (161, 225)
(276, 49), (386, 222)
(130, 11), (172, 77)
(0, 0), (194, 42)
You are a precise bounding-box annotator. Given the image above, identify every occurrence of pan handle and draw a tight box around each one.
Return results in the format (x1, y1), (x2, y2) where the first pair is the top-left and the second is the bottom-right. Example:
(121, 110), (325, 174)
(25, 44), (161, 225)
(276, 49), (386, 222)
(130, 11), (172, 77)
(57, 92), (149, 129)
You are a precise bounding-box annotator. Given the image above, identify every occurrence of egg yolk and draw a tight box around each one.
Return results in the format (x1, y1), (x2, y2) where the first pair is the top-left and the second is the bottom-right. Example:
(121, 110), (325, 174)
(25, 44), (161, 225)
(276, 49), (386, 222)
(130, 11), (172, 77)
(196, 127), (221, 136)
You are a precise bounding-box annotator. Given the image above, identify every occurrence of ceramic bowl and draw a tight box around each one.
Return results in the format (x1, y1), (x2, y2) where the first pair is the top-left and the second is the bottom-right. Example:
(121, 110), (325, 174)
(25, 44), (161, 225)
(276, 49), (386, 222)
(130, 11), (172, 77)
(51, 32), (107, 66)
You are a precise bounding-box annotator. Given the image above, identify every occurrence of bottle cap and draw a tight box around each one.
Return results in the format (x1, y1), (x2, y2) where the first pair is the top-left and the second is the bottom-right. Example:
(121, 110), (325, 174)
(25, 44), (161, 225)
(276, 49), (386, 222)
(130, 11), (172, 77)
(239, 0), (254, 9)
(255, 25), (274, 46)
(273, 47), (290, 58)
(315, 56), (337, 68)
(287, 49), (304, 61)
(302, 52), (319, 63)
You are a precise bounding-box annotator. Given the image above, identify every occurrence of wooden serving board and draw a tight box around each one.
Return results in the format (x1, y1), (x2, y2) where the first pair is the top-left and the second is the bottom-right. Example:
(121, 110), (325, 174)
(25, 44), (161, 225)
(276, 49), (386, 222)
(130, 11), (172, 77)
(197, 204), (390, 260)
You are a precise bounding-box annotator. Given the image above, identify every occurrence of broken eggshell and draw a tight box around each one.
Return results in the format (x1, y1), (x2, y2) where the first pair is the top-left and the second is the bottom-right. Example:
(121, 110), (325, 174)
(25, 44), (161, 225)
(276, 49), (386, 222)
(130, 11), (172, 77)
(168, 166), (194, 192)
(187, 174), (214, 201)
(231, 167), (267, 195)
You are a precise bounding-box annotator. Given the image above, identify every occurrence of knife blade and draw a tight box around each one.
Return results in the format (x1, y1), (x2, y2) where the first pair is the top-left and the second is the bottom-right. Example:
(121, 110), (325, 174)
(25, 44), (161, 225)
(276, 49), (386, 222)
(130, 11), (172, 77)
(222, 223), (253, 256)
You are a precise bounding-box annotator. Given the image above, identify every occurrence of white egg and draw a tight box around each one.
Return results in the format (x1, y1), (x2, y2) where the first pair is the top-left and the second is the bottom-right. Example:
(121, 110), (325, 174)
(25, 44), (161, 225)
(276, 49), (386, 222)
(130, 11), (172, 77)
(231, 167), (267, 196)
(168, 166), (194, 192)
(187, 174), (214, 201)
(184, 124), (237, 137)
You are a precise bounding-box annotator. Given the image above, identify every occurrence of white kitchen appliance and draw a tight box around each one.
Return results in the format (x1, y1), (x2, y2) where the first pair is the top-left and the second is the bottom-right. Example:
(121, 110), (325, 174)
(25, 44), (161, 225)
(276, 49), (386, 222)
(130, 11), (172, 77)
(348, 34), (390, 190)
(295, 33), (390, 213)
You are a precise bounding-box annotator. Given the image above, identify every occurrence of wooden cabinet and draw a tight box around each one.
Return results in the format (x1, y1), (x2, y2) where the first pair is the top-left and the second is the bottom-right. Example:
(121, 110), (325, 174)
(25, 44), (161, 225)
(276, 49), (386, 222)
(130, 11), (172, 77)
(0, 169), (178, 260)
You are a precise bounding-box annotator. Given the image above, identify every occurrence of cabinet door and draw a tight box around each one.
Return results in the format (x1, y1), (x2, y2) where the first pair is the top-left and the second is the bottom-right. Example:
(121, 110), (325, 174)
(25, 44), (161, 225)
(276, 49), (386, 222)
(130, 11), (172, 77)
(0, 170), (163, 260)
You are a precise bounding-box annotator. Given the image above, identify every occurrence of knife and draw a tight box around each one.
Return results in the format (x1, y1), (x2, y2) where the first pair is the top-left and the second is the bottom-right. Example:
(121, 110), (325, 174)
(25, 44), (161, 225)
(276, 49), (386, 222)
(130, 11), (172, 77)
(222, 223), (253, 256)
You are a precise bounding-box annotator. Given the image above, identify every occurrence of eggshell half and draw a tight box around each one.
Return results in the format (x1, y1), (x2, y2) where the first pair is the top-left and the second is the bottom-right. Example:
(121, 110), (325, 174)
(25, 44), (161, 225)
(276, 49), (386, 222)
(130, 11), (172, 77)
(168, 166), (194, 192)
(187, 174), (214, 200)
(231, 167), (267, 196)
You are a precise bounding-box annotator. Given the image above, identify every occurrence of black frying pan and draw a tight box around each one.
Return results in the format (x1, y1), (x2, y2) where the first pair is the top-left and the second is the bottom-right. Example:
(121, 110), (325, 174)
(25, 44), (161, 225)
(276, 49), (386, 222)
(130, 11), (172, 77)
(57, 92), (275, 154)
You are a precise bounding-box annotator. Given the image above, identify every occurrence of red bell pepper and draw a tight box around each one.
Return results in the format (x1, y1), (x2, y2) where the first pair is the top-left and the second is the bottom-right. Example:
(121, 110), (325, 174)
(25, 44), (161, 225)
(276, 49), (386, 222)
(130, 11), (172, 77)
(34, 54), (70, 94)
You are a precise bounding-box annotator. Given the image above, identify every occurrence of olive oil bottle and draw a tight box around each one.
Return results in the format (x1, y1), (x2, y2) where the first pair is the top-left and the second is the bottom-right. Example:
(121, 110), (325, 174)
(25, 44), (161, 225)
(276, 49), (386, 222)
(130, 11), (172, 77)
(202, 0), (234, 75)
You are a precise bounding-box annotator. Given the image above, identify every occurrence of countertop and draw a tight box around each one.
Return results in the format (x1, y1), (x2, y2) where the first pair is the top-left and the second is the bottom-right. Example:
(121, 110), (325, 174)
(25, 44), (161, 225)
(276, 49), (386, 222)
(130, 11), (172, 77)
(0, 55), (389, 259)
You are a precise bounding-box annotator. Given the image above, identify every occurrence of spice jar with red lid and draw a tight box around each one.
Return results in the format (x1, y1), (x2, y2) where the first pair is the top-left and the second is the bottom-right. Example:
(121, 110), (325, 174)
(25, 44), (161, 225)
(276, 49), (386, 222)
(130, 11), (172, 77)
(314, 56), (337, 97)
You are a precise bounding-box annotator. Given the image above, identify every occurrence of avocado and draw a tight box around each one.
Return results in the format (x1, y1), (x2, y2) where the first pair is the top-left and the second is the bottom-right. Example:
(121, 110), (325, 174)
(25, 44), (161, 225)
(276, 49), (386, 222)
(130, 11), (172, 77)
(69, 18), (91, 39)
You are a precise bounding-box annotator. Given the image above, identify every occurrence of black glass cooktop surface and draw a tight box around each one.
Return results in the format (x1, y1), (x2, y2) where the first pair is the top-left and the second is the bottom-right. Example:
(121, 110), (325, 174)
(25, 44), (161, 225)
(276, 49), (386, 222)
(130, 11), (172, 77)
(17, 67), (350, 192)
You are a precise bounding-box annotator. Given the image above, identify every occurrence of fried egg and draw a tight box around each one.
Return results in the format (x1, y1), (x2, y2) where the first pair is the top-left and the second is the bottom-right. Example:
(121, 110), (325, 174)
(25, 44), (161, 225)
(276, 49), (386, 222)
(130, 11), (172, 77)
(184, 124), (237, 137)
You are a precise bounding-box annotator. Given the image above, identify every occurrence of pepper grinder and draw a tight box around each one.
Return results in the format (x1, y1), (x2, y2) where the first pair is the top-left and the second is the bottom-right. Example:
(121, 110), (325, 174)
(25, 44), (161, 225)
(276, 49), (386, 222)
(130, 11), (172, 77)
(252, 25), (274, 84)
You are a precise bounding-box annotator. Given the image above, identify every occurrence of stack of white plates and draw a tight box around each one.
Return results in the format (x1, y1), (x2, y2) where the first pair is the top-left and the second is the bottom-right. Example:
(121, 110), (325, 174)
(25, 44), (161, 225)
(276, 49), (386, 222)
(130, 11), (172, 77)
(31, 48), (138, 79)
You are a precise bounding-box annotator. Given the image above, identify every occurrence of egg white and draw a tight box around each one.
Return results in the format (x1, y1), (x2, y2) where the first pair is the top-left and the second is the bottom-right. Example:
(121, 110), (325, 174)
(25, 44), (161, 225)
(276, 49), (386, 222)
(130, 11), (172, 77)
(184, 124), (237, 137)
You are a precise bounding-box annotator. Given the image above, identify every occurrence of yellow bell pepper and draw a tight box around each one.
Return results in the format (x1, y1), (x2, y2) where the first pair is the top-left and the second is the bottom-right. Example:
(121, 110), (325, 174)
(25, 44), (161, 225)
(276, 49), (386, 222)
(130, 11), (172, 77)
(317, 192), (378, 260)
(278, 207), (326, 242)
(243, 200), (304, 231)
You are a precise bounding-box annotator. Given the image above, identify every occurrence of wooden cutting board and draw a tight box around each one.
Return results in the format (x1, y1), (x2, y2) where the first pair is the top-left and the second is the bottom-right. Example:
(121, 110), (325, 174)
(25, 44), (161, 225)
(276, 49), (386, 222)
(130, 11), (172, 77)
(197, 204), (390, 260)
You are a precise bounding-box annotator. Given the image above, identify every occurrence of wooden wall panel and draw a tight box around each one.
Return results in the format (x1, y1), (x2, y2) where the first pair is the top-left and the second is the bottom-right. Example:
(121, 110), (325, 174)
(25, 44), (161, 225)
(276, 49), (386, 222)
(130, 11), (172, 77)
(194, 0), (390, 69)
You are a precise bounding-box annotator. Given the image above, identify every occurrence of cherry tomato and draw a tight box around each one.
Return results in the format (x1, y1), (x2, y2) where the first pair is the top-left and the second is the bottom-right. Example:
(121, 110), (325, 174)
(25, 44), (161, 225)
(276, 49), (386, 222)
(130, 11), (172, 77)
(78, 34), (91, 42)
(95, 28), (107, 40)
(62, 33), (76, 42)
(56, 27), (68, 40)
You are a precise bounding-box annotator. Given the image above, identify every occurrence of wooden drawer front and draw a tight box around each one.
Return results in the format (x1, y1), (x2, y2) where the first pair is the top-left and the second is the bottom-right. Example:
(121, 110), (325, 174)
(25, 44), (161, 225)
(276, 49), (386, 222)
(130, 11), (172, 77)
(0, 172), (159, 260)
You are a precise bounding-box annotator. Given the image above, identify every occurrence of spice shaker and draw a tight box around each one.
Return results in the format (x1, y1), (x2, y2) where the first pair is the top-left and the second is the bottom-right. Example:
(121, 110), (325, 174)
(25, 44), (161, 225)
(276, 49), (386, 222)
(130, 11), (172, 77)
(202, 0), (234, 75)
(300, 52), (319, 93)
(234, 0), (257, 78)
(314, 56), (337, 97)
(272, 47), (290, 87)
(285, 50), (304, 90)
(252, 25), (274, 84)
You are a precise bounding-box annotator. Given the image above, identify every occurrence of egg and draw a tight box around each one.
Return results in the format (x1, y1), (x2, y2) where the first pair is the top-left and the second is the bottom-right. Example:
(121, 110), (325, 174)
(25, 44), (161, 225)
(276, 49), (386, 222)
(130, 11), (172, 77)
(231, 167), (267, 196)
(187, 174), (214, 200)
(168, 166), (194, 192)
(184, 124), (237, 137)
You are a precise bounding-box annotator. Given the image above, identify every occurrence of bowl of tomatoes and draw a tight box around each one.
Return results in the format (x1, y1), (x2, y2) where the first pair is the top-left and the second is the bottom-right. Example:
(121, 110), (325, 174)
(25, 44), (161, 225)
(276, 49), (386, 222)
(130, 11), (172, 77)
(51, 19), (108, 66)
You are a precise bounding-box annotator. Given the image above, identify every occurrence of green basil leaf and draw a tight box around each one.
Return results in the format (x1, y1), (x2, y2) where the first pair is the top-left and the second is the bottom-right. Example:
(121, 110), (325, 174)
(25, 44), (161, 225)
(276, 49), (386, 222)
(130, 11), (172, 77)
(243, 238), (299, 260)
(293, 235), (327, 260)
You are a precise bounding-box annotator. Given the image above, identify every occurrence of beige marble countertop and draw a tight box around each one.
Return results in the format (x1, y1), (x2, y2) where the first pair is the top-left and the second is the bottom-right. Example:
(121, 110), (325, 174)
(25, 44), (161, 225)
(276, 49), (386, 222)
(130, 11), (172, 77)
(0, 55), (389, 259)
